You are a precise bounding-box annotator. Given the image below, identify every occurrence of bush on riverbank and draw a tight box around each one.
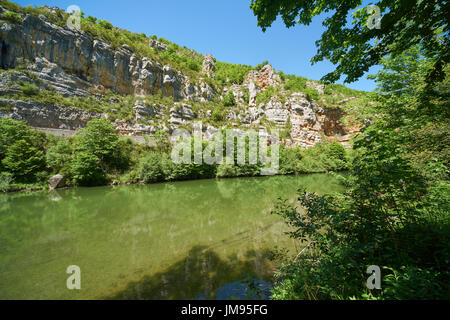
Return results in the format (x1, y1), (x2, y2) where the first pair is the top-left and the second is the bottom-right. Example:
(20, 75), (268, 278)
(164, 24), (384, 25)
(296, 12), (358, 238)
(0, 118), (47, 183)
(279, 142), (350, 174)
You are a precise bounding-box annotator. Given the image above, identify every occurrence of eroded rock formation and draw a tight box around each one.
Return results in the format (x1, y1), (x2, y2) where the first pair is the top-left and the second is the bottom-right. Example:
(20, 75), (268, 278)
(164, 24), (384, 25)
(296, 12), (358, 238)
(0, 7), (362, 148)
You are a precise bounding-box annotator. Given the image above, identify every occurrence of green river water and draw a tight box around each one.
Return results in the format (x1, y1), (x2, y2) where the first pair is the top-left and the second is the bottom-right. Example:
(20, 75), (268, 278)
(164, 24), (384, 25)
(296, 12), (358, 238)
(0, 174), (344, 300)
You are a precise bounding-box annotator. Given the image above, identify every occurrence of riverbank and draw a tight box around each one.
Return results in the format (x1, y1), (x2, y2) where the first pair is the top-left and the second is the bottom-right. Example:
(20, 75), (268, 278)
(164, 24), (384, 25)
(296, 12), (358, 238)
(1, 170), (348, 195)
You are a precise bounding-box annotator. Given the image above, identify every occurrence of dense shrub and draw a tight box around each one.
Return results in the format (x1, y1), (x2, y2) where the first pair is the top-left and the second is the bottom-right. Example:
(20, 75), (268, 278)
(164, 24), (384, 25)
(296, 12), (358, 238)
(216, 164), (239, 178)
(223, 91), (235, 106)
(255, 60), (270, 70)
(97, 19), (113, 29)
(71, 151), (106, 186)
(137, 152), (166, 183)
(303, 87), (319, 101)
(2, 11), (22, 23)
(210, 106), (226, 123)
(85, 15), (97, 24)
(279, 142), (349, 175)
(284, 76), (307, 91)
(256, 86), (276, 105)
(242, 88), (250, 104)
(2, 139), (46, 182)
(71, 119), (130, 185)
(216, 62), (253, 85)
(46, 140), (74, 176)
(20, 83), (40, 96)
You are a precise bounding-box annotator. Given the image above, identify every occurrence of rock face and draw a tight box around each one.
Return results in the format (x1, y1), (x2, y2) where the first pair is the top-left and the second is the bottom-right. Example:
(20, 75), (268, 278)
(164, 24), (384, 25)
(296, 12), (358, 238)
(202, 54), (215, 78)
(0, 8), (362, 149)
(133, 100), (160, 121)
(247, 64), (280, 91)
(48, 174), (65, 190)
(306, 81), (325, 94)
(0, 14), (212, 101)
(0, 98), (103, 129)
(169, 103), (196, 125)
(246, 64), (281, 106)
(148, 38), (167, 52)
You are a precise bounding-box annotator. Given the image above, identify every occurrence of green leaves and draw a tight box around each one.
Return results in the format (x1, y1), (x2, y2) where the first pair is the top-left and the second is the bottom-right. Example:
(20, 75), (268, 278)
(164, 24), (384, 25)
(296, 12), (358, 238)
(71, 151), (106, 186)
(215, 62), (253, 85)
(0, 118), (47, 182)
(270, 44), (449, 299)
(223, 91), (236, 107)
(2, 139), (45, 182)
(250, 0), (449, 85)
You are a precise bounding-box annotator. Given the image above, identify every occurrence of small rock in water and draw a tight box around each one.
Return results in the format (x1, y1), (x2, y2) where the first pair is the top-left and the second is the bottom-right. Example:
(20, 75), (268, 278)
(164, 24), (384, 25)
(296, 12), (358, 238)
(48, 174), (65, 190)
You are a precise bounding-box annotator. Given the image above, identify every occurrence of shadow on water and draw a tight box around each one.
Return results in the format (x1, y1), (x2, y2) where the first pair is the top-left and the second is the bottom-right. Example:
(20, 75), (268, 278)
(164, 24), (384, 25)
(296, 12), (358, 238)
(104, 245), (275, 300)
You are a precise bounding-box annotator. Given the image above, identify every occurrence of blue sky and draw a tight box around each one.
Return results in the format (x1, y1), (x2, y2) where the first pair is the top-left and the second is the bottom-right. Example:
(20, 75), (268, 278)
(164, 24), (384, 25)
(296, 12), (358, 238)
(16, 0), (379, 91)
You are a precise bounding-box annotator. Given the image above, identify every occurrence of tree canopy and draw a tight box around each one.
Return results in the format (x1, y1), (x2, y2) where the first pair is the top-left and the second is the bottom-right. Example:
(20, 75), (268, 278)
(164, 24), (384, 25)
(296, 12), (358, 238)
(250, 0), (449, 85)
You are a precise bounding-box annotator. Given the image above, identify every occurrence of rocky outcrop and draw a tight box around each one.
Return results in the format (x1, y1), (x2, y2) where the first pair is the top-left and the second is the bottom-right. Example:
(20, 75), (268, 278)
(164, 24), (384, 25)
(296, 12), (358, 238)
(0, 7), (362, 149)
(306, 81), (325, 94)
(245, 64), (281, 106)
(202, 54), (215, 78)
(247, 64), (280, 91)
(148, 38), (167, 52)
(113, 119), (156, 136)
(168, 103), (196, 125)
(48, 174), (65, 190)
(0, 98), (103, 129)
(0, 13), (213, 101)
(133, 99), (162, 122)
(228, 91), (358, 148)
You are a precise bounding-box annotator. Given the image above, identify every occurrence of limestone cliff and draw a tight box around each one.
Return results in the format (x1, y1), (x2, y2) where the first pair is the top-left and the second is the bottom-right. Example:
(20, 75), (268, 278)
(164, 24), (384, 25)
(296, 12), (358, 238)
(0, 3), (369, 147)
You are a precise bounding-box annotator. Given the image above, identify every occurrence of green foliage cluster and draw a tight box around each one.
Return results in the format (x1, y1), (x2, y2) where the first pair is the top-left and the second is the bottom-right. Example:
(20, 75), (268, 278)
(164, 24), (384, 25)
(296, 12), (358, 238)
(1, 10), (22, 23)
(282, 74), (369, 106)
(209, 105), (227, 124)
(279, 142), (349, 175)
(127, 131), (349, 185)
(284, 75), (307, 92)
(222, 91), (235, 107)
(0, 118), (47, 184)
(303, 87), (319, 101)
(251, 0), (449, 85)
(215, 62), (253, 85)
(256, 85), (277, 105)
(161, 43), (201, 72)
(97, 19), (113, 30)
(255, 60), (269, 70)
(131, 150), (217, 184)
(270, 47), (450, 300)
(0, 0), (69, 27)
(0, 172), (13, 192)
(0, 118), (133, 188)
(19, 83), (39, 96)
(126, 132), (266, 183)
(70, 119), (131, 185)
